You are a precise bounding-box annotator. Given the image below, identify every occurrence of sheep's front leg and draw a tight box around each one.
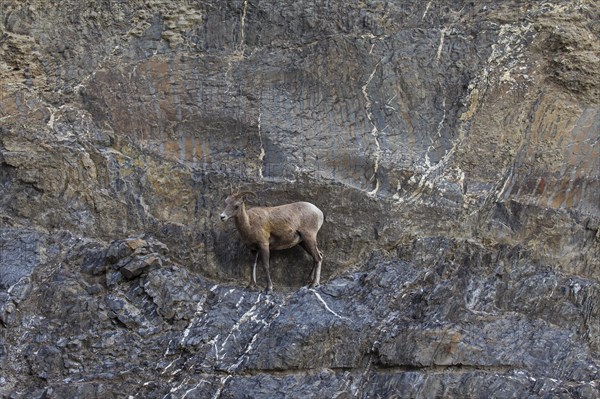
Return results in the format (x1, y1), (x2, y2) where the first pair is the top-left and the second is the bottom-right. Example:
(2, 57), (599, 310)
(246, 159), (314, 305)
(247, 251), (259, 289)
(259, 244), (273, 293)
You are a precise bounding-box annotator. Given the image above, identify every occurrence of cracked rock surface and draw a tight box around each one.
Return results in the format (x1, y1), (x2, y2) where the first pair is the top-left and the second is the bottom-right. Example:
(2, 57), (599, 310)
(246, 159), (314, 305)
(1, 236), (598, 397)
(1, 0), (599, 397)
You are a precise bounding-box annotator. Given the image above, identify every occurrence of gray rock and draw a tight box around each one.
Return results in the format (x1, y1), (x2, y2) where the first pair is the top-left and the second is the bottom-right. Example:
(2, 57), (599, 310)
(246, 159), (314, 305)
(0, 228), (43, 292)
(0, 293), (16, 326)
(0, 0), (598, 398)
(120, 254), (161, 279)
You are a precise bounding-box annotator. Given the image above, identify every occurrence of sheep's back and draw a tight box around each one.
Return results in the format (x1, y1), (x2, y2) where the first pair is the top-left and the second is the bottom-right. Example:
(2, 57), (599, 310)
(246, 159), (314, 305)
(249, 202), (323, 232)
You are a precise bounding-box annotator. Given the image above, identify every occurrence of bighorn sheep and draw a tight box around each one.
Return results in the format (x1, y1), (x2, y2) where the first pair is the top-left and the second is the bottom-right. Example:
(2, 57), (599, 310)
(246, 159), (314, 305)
(220, 191), (324, 293)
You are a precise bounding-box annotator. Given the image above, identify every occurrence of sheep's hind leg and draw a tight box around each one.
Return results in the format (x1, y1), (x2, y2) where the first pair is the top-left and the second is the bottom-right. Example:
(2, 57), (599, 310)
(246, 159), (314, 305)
(312, 255), (323, 288)
(300, 237), (323, 288)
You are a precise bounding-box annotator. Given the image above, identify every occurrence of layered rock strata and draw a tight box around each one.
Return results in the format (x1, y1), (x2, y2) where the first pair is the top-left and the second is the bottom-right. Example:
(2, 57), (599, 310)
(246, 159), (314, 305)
(0, 0), (598, 397)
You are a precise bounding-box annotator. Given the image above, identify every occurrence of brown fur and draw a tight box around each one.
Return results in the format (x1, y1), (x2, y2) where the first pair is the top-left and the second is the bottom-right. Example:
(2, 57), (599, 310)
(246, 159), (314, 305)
(220, 192), (324, 292)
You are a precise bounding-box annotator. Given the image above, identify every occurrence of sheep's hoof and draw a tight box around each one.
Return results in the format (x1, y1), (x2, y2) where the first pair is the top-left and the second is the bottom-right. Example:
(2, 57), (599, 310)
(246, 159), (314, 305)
(308, 282), (319, 289)
(265, 287), (273, 294)
(246, 283), (258, 290)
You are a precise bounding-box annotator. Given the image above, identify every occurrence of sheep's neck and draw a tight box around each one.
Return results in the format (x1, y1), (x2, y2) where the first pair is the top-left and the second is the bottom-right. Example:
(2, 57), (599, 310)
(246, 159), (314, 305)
(234, 203), (252, 237)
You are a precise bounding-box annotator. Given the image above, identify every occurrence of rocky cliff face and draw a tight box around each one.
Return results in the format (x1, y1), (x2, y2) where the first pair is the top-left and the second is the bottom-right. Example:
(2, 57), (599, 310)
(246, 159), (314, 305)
(1, 0), (598, 397)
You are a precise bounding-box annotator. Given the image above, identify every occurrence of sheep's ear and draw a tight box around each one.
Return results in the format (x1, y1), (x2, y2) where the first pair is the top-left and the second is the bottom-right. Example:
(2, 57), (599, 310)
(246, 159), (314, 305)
(235, 191), (256, 200)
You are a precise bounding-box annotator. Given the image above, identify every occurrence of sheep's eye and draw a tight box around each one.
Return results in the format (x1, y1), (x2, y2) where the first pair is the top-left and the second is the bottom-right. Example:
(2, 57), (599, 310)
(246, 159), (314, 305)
(234, 205), (239, 209)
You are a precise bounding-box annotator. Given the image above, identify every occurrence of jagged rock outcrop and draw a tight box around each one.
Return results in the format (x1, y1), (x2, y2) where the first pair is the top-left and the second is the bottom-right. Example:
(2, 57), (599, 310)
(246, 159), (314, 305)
(1, 0), (598, 397)
(0, 235), (597, 397)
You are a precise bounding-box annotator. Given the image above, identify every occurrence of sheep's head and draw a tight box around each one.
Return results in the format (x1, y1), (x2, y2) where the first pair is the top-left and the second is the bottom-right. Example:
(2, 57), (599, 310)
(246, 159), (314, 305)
(220, 191), (255, 221)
